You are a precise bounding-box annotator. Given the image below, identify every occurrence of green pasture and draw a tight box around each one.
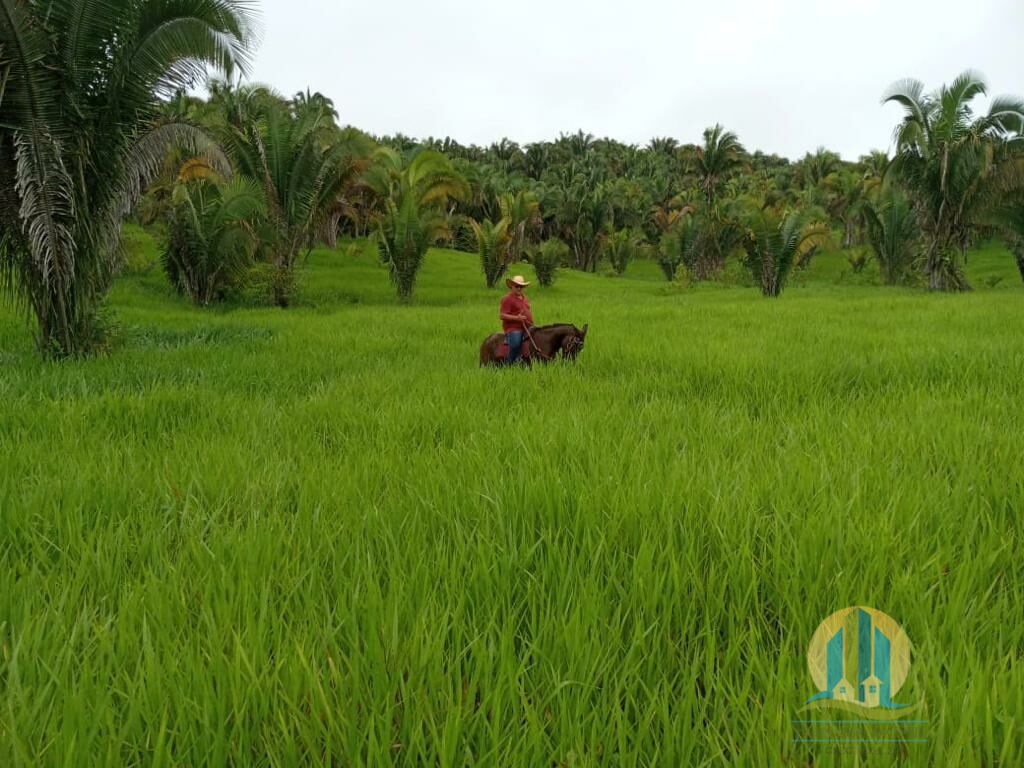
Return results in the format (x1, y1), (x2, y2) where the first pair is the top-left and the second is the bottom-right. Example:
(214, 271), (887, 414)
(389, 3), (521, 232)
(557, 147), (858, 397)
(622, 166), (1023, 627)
(2, 235), (1023, 766)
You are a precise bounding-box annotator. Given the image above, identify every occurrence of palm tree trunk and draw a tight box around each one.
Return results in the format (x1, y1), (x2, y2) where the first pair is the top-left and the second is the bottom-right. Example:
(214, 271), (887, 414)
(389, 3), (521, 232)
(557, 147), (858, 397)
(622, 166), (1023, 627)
(272, 279), (289, 307)
(924, 237), (945, 291)
(761, 257), (778, 297)
(28, 266), (98, 358)
(273, 249), (297, 307)
(926, 238), (972, 292)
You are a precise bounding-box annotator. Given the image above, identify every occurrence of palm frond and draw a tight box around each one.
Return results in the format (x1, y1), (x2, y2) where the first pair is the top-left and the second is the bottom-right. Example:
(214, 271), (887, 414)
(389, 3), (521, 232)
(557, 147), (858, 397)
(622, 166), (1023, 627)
(986, 96), (1024, 136)
(941, 70), (987, 118)
(13, 131), (77, 292)
(133, 0), (260, 83)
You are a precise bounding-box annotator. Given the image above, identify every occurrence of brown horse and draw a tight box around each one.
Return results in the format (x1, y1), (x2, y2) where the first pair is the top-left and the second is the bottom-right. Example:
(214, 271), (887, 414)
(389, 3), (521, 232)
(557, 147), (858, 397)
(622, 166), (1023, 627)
(479, 323), (589, 367)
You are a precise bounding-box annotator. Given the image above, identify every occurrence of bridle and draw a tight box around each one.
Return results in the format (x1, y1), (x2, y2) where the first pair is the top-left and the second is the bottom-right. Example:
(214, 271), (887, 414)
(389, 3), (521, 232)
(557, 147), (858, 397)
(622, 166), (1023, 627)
(522, 325), (583, 362)
(564, 334), (584, 357)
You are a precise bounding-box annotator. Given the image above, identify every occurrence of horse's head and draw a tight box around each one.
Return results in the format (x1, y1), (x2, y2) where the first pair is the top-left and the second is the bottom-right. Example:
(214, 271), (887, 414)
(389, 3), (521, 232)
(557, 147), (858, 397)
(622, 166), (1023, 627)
(561, 323), (588, 360)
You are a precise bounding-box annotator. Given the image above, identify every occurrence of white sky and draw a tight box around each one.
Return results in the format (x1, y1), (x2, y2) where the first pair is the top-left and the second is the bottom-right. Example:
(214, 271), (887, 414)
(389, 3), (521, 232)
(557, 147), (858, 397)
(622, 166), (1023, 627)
(246, 0), (1023, 161)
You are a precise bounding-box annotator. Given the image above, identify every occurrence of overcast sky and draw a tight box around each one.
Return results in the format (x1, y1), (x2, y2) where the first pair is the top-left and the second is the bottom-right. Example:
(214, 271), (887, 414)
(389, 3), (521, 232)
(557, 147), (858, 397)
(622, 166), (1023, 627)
(245, 0), (1022, 161)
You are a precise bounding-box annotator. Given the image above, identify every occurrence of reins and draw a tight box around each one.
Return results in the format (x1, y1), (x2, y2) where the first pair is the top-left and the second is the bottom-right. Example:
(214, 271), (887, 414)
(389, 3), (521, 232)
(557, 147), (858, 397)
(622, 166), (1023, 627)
(521, 325), (553, 361)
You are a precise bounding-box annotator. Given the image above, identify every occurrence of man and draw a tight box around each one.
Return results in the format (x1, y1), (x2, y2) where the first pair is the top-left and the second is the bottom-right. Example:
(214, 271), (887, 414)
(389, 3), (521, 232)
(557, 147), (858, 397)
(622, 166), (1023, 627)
(499, 275), (534, 364)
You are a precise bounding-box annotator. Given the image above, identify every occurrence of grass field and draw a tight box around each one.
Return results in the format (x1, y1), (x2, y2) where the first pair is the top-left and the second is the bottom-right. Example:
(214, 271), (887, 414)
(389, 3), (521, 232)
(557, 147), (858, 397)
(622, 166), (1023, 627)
(2, 232), (1023, 766)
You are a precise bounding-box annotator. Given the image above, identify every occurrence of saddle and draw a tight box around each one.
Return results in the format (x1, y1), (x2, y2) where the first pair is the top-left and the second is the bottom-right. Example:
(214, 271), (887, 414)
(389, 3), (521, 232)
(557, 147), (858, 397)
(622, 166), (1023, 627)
(497, 337), (531, 360)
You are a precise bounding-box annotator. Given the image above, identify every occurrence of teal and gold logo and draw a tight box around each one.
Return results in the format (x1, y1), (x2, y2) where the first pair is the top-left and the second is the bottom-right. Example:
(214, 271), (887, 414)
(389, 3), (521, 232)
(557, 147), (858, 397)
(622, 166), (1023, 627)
(796, 607), (925, 745)
(805, 606), (916, 715)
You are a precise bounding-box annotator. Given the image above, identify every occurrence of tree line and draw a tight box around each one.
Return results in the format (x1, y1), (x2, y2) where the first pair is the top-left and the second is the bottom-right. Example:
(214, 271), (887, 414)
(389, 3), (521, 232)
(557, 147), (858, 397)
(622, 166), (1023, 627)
(2, 0), (1023, 358)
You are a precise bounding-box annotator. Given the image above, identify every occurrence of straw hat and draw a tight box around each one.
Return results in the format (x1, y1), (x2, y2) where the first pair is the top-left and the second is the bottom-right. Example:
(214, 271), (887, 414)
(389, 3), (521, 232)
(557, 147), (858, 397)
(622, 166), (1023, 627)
(506, 275), (530, 288)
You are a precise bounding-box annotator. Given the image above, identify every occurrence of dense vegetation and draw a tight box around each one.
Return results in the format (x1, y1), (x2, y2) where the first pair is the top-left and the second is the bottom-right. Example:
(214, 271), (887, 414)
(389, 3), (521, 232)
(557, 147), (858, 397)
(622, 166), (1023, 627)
(2, 0), (1022, 356)
(0, 0), (256, 356)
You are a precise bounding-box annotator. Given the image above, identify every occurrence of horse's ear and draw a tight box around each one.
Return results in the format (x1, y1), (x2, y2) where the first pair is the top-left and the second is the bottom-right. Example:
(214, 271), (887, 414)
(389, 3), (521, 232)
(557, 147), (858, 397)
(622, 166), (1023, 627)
(582, 323), (589, 337)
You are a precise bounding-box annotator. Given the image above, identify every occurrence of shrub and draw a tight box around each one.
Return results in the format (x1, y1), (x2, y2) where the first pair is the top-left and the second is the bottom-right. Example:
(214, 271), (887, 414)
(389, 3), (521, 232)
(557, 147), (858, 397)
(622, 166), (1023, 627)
(718, 255), (756, 287)
(861, 186), (920, 286)
(162, 179), (264, 306)
(119, 225), (160, 275)
(605, 229), (642, 276)
(470, 218), (511, 288)
(671, 263), (695, 290)
(657, 230), (690, 281)
(692, 216), (745, 280)
(846, 247), (872, 273)
(740, 211), (829, 297)
(530, 239), (568, 287)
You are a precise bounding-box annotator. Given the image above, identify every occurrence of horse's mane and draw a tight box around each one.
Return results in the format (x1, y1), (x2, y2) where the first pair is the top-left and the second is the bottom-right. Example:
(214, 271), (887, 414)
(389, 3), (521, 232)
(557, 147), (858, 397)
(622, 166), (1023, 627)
(530, 323), (577, 333)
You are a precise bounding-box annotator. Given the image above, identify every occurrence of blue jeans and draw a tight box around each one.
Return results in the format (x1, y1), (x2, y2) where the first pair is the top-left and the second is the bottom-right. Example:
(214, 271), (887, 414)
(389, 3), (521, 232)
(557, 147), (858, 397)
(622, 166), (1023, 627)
(506, 331), (524, 363)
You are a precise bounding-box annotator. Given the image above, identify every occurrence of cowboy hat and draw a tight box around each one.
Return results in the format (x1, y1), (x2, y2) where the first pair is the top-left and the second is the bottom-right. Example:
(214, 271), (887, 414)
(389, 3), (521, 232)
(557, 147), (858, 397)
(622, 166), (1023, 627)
(506, 275), (530, 288)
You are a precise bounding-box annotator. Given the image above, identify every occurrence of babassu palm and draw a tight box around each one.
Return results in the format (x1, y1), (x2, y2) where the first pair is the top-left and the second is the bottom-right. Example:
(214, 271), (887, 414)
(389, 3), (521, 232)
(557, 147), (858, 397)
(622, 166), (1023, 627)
(0, 0), (256, 356)
(885, 71), (1024, 291)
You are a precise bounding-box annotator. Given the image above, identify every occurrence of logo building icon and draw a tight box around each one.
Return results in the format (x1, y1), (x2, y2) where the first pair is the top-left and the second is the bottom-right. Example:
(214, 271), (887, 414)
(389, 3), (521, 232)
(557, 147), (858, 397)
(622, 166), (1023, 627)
(805, 606), (915, 713)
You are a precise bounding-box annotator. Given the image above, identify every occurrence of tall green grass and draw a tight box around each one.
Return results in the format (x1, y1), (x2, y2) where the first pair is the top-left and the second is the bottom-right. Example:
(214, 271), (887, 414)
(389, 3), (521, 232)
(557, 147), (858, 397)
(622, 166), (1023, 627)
(2, 237), (1023, 766)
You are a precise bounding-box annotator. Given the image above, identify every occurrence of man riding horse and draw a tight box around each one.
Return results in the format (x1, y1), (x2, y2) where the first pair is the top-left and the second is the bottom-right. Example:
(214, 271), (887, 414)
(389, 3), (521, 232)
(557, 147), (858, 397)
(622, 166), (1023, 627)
(479, 274), (587, 366)
(499, 275), (533, 364)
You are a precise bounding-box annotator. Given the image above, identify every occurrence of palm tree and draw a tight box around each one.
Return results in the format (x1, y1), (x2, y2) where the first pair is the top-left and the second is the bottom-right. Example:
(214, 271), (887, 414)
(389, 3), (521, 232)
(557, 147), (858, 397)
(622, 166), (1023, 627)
(163, 176), (265, 305)
(0, 0), (255, 356)
(554, 130), (595, 161)
(647, 137), (679, 156)
(366, 149), (469, 301)
(546, 177), (612, 272)
(861, 185), (920, 285)
(990, 202), (1024, 283)
(604, 228), (642, 276)
(206, 78), (283, 130)
(469, 217), (510, 288)
(487, 139), (523, 174)
(656, 214), (700, 281)
(650, 197), (694, 235)
(825, 169), (869, 248)
(859, 150), (890, 179)
(292, 89), (338, 122)
(523, 143), (550, 180)
(740, 211), (829, 297)
(796, 148), (841, 190)
(884, 71), (1024, 290)
(529, 238), (568, 287)
(498, 190), (541, 265)
(695, 124), (746, 209)
(694, 212), (746, 280)
(219, 90), (372, 306)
